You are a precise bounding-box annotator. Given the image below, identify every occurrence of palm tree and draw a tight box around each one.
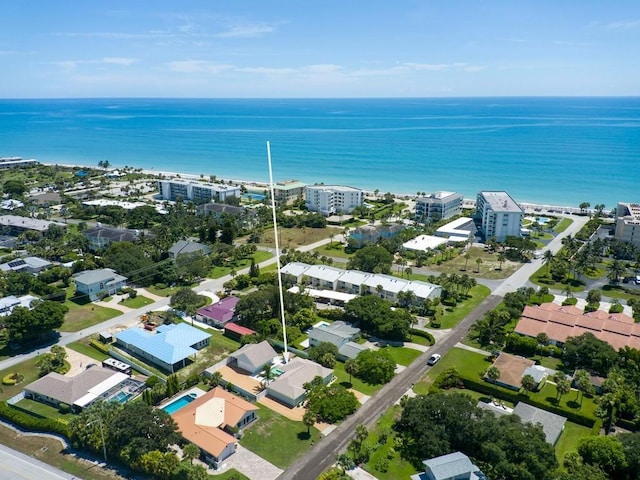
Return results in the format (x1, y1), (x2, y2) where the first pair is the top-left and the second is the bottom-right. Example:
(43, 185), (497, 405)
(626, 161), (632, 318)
(542, 250), (554, 273)
(475, 257), (483, 273)
(485, 366), (500, 382)
(303, 409), (316, 435)
(262, 364), (275, 386)
(209, 371), (223, 387)
(345, 358), (358, 385)
(521, 374), (536, 396)
(497, 253), (506, 271)
(608, 259), (626, 285)
(183, 443), (200, 464)
(463, 253), (471, 271)
(574, 369), (594, 408)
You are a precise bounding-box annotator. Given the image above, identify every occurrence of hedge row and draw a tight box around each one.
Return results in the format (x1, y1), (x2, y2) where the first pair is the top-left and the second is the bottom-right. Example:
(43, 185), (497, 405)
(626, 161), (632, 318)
(459, 375), (597, 429)
(0, 401), (70, 438)
(409, 329), (435, 345)
(90, 339), (110, 354)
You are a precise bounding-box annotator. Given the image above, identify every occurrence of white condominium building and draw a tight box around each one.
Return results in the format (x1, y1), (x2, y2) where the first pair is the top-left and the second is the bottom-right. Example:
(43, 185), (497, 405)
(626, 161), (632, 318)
(270, 180), (307, 206)
(475, 191), (524, 242)
(415, 191), (463, 223)
(157, 179), (241, 204)
(305, 185), (364, 216)
(615, 202), (640, 248)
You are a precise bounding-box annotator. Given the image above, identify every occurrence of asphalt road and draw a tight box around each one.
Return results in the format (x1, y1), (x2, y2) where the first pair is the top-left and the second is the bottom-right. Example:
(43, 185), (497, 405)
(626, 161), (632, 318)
(0, 444), (74, 480)
(277, 294), (502, 480)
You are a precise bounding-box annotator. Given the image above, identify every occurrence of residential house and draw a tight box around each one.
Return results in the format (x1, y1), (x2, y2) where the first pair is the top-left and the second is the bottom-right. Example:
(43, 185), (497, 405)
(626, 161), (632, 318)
(0, 294), (38, 317)
(305, 185), (364, 216)
(410, 451), (486, 480)
(0, 215), (66, 236)
(0, 256), (51, 274)
(307, 321), (366, 360)
(486, 352), (547, 391)
(229, 341), (277, 375)
(336, 270), (372, 295)
(24, 366), (145, 412)
(415, 191), (463, 224)
(615, 202), (640, 248)
(361, 274), (409, 303)
(83, 225), (141, 251)
(474, 191), (524, 242)
(477, 401), (567, 445)
(196, 297), (240, 328)
(115, 323), (211, 373)
(1, 199), (24, 210)
(157, 179), (241, 204)
(168, 239), (211, 260)
(197, 203), (258, 229)
(171, 387), (258, 469)
(514, 302), (640, 350)
(73, 268), (127, 301)
(300, 264), (344, 290)
(266, 358), (333, 407)
(224, 323), (257, 342)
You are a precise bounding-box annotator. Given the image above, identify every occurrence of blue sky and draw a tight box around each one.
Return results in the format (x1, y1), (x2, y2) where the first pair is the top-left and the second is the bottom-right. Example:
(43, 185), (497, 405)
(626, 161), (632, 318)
(2, 1), (639, 97)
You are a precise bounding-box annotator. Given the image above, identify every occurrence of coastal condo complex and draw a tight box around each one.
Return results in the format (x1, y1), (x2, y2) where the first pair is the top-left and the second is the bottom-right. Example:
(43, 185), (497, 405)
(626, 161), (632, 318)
(415, 191), (463, 223)
(270, 180), (307, 206)
(305, 185), (364, 216)
(475, 191), (524, 242)
(615, 202), (640, 248)
(157, 179), (241, 204)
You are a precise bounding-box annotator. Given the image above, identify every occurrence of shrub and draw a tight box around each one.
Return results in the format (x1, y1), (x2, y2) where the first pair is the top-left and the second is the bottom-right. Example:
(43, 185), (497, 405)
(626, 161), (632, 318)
(562, 297), (578, 306)
(409, 329), (435, 345)
(0, 401), (69, 437)
(58, 402), (71, 414)
(609, 303), (624, 314)
(89, 339), (110, 354)
(2, 373), (19, 385)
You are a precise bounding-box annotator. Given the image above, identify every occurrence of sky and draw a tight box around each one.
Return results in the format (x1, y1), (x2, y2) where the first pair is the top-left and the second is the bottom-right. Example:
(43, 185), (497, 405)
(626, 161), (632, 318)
(1, 1), (640, 98)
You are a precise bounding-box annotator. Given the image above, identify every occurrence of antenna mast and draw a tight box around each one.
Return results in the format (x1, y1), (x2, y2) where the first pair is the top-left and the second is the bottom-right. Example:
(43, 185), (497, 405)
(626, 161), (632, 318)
(267, 141), (289, 363)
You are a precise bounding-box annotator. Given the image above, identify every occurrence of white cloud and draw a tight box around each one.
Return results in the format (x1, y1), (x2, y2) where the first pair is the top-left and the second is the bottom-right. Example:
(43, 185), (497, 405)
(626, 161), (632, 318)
(103, 57), (137, 66)
(603, 20), (640, 30)
(302, 64), (343, 73)
(167, 60), (234, 74)
(235, 66), (296, 75)
(216, 23), (278, 38)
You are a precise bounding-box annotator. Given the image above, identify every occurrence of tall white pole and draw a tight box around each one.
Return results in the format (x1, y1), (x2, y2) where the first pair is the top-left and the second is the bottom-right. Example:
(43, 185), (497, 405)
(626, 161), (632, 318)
(267, 141), (289, 362)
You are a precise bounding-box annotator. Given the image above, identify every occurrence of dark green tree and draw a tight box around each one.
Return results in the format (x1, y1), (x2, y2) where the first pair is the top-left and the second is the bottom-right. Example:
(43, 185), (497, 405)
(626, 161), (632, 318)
(353, 349), (396, 385)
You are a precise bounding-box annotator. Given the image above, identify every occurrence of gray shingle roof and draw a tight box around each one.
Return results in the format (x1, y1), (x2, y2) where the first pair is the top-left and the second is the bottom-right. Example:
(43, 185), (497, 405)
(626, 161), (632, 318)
(25, 366), (118, 405)
(512, 402), (566, 444)
(73, 268), (127, 286)
(230, 341), (277, 371)
(168, 240), (211, 256)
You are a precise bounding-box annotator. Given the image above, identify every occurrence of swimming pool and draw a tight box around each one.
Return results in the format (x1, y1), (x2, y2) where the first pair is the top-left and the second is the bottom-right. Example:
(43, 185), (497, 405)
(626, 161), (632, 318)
(243, 193), (265, 201)
(162, 393), (197, 414)
(112, 391), (132, 404)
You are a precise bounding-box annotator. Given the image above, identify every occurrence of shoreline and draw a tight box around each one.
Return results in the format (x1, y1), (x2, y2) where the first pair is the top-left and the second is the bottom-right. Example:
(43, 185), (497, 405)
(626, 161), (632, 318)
(42, 161), (586, 215)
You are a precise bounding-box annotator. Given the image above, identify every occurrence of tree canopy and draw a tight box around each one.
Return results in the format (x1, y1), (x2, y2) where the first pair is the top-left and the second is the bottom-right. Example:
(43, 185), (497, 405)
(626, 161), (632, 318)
(353, 349), (396, 385)
(5, 300), (67, 344)
(344, 295), (412, 341)
(563, 332), (618, 376)
(304, 377), (358, 424)
(346, 245), (393, 274)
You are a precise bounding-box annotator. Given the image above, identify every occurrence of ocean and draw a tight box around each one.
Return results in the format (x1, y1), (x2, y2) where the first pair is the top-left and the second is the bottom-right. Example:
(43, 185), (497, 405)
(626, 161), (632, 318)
(0, 97), (638, 208)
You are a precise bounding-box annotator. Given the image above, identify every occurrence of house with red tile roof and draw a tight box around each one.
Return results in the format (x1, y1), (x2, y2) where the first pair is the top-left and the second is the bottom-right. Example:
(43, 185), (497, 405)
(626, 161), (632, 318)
(171, 387), (258, 468)
(514, 302), (639, 350)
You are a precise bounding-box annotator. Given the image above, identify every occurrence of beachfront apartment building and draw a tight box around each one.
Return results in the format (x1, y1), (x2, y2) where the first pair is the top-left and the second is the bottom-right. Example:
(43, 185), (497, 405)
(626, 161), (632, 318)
(157, 179), (241, 204)
(415, 191), (463, 223)
(305, 185), (364, 216)
(615, 202), (640, 248)
(474, 191), (524, 242)
(0, 157), (38, 169)
(269, 180), (307, 206)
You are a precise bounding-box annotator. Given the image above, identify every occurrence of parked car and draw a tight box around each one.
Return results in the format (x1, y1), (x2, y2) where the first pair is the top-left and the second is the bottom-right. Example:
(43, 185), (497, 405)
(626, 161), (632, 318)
(427, 353), (441, 366)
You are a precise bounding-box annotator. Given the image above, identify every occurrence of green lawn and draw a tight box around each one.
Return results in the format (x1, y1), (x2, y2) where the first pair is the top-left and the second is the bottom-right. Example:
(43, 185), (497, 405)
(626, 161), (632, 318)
(146, 285), (182, 297)
(554, 421), (594, 465)
(602, 284), (640, 302)
(174, 328), (240, 381)
(0, 357), (42, 401)
(407, 333), (432, 347)
(118, 295), (154, 308)
(66, 339), (110, 362)
(413, 347), (489, 395)
(439, 284), (491, 329)
(364, 405), (417, 480)
(61, 294), (122, 332)
(424, 247), (523, 280)
(208, 470), (249, 480)
(240, 404), (320, 468)
(382, 346), (422, 366)
(529, 265), (586, 292)
(313, 243), (353, 259)
(333, 361), (385, 396)
(209, 251), (273, 279)
(14, 398), (72, 421)
(554, 218), (573, 233)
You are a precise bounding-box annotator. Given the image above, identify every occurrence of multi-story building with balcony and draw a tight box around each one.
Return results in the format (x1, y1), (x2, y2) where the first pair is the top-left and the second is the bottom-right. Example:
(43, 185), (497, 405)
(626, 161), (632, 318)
(157, 179), (241, 204)
(415, 191), (463, 223)
(615, 202), (640, 248)
(305, 185), (364, 216)
(475, 191), (523, 242)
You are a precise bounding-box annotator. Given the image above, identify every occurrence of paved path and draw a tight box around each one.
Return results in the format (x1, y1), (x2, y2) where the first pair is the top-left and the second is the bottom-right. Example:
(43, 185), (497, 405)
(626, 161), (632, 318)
(454, 342), (491, 356)
(0, 443), (73, 480)
(217, 445), (282, 480)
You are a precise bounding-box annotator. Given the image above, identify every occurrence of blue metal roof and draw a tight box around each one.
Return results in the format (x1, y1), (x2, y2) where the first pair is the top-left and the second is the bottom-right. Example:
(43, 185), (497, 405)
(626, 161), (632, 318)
(116, 323), (210, 366)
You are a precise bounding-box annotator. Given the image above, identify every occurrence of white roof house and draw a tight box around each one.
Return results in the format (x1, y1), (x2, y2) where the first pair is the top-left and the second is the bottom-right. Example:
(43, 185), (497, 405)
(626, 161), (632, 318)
(403, 281), (443, 301)
(265, 358), (333, 407)
(411, 451), (485, 480)
(336, 270), (373, 294)
(362, 274), (409, 301)
(302, 264), (345, 289)
(402, 234), (448, 252)
(280, 262), (312, 282)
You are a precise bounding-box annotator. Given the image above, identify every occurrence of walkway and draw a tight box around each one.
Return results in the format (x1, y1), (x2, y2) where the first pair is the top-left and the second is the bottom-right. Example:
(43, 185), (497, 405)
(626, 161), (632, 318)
(454, 342), (491, 356)
(217, 445), (282, 480)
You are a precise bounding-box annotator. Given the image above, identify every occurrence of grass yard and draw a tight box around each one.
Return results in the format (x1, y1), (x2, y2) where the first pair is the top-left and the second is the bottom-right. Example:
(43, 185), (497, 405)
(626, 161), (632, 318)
(382, 346), (422, 366)
(259, 226), (332, 249)
(529, 264), (586, 292)
(240, 404), (320, 468)
(333, 361), (385, 396)
(364, 405), (417, 480)
(602, 284), (640, 302)
(439, 285), (491, 329)
(67, 339), (110, 362)
(0, 423), (126, 480)
(208, 470), (249, 480)
(61, 294), (121, 332)
(413, 347), (490, 395)
(118, 295), (154, 308)
(313, 242), (353, 259)
(146, 285), (182, 297)
(407, 333), (432, 347)
(554, 218), (573, 233)
(427, 247), (522, 280)
(554, 421), (594, 465)
(14, 398), (72, 421)
(176, 328), (240, 381)
(208, 250), (273, 279)
(0, 357), (43, 401)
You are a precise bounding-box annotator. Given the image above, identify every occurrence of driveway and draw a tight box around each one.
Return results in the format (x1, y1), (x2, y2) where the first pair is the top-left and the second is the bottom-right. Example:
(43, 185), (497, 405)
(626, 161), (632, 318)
(217, 445), (282, 480)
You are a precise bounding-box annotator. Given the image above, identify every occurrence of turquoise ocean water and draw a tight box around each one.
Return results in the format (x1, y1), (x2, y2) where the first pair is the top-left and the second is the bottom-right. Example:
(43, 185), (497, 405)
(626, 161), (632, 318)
(0, 97), (638, 208)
